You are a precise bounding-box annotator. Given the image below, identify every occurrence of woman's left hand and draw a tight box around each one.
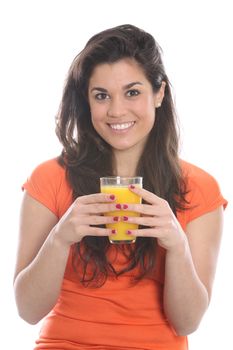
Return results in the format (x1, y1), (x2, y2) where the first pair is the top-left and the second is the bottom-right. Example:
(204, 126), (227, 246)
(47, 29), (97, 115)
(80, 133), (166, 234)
(123, 186), (187, 252)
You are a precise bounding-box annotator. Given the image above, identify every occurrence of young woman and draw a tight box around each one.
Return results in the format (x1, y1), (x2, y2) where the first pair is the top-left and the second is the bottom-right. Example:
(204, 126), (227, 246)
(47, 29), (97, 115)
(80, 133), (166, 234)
(14, 24), (227, 350)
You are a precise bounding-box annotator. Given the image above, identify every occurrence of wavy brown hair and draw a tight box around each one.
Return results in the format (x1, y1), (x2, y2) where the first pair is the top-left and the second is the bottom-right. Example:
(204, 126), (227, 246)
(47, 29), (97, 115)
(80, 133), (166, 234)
(56, 24), (188, 287)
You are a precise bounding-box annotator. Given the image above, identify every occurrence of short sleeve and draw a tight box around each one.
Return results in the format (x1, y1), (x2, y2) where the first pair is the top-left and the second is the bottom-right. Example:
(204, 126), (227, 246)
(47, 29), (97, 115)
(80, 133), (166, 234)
(22, 158), (73, 218)
(182, 161), (228, 223)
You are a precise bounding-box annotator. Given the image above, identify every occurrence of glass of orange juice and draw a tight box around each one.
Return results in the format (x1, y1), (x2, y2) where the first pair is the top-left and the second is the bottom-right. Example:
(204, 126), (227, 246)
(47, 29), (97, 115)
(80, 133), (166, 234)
(100, 176), (143, 244)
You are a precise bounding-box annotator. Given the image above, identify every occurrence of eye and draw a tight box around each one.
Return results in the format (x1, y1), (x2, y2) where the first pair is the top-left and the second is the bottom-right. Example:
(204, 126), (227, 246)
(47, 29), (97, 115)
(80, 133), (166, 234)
(126, 89), (140, 97)
(95, 93), (110, 100)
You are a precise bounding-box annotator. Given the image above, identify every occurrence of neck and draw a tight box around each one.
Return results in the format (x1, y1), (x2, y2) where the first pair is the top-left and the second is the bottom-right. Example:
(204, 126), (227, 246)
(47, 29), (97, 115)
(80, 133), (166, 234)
(113, 147), (142, 177)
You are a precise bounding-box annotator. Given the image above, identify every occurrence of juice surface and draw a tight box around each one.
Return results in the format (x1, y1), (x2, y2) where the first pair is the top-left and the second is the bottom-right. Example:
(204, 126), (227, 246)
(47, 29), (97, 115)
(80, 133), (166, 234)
(101, 186), (141, 243)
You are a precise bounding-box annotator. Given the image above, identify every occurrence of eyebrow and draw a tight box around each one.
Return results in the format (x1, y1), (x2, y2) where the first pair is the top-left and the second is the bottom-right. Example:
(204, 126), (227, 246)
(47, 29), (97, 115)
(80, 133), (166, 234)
(90, 81), (143, 93)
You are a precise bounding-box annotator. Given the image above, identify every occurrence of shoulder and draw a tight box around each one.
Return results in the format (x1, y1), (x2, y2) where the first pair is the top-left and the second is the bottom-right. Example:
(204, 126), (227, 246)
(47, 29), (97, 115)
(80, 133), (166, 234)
(180, 159), (218, 190)
(24, 157), (67, 194)
(179, 159), (227, 222)
(23, 157), (73, 217)
(29, 157), (66, 179)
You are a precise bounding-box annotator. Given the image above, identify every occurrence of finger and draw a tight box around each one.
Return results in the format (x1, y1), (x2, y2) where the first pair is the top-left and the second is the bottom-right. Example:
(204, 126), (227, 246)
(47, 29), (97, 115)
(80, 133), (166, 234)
(126, 227), (162, 238)
(121, 215), (168, 227)
(77, 215), (120, 225)
(75, 193), (116, 205)
(80, 225), (116, 237)
(119, 203), (167, 216)
(74, 203), (123, 215)
(128, 185), (166, 206)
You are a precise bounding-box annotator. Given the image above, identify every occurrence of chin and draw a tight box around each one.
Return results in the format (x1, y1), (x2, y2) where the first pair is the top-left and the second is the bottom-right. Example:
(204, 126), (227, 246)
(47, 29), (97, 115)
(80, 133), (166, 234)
(111, 143), (133, 151)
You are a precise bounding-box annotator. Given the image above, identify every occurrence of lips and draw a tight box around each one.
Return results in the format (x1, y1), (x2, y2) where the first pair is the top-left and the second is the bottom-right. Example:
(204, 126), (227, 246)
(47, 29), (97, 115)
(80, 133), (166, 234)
(108, 121), (135, 130)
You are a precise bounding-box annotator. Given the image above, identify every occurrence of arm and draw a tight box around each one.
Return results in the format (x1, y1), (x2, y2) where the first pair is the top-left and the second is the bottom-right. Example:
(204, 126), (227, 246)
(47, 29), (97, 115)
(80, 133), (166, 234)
(14, 193), (69, 324)
(14, 192), (118, 324)
(163, 207), (223, 335)
(123, 186), (224, 336)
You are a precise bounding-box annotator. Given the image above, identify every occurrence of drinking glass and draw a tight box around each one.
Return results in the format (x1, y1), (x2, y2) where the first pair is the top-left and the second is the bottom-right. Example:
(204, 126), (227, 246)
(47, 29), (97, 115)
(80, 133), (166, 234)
(100, 176), (143, 244)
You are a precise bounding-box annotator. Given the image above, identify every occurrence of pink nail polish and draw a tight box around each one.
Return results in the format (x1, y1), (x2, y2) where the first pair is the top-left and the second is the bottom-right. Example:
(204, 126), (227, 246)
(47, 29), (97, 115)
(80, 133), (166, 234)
(123, 216), (128, 221)
(110, 195), (115, 200)
(111, 229), (117, 234)
(113, 216), (119, 221)
(127, 230), (132, 235)
(116, 204), (121, 209)
(123, 204), (128, 209)
(130, 185), (135, 189)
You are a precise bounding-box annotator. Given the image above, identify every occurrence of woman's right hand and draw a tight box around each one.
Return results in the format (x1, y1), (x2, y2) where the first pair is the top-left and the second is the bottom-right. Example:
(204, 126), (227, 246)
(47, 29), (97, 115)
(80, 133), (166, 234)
(52, 193), (118, 247)
(14, 192), (119, 324)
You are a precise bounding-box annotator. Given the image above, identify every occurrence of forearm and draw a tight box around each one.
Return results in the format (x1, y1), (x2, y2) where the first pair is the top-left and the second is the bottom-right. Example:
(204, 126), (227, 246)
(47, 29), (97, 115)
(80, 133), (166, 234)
(14, 230), (70, 324)
(163, 239), (209, 336)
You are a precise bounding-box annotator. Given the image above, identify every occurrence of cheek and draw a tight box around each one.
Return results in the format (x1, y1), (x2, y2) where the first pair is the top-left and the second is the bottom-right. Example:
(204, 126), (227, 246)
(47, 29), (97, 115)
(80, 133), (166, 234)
(149, 98), (156, 119)
(90, 106), (103, 124)
(90, 101), (107, 121)
(139, 99), (156, 120)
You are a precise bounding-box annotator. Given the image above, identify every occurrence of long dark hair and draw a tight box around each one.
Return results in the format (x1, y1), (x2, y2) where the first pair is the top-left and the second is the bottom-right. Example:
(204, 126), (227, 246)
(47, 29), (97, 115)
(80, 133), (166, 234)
(56, 24), (188, 287)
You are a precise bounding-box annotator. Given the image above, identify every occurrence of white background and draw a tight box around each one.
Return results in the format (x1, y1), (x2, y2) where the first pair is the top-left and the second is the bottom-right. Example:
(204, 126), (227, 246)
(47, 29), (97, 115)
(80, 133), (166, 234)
(0, 0), (232, 349)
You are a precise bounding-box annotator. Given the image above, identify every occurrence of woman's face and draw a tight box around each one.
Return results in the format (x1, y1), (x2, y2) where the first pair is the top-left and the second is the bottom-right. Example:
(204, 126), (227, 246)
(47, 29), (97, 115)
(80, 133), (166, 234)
(88, 58), (165, 155)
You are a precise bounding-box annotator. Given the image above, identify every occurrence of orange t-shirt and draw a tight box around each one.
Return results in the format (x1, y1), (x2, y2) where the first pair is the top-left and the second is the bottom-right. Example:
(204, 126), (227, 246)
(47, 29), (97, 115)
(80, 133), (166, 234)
(23, 158), (227, 350)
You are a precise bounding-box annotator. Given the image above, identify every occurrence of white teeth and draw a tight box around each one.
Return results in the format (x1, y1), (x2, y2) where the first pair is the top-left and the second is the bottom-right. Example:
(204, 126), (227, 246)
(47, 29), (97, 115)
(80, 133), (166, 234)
(109, 122), (135, 130)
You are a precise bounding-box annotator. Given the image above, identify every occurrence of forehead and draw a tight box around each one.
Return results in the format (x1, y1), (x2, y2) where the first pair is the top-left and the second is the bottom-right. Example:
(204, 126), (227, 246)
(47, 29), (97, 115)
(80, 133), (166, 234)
(88, 58), (149, 89)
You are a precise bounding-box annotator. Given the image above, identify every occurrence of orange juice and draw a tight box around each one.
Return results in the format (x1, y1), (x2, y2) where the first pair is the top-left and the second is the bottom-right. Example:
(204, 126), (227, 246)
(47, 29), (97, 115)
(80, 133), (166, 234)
(101, 185), (142, 243)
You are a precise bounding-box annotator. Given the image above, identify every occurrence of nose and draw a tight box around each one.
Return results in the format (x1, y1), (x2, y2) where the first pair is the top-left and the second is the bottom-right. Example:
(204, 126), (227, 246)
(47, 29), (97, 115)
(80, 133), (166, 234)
(107, 96), (127, 118)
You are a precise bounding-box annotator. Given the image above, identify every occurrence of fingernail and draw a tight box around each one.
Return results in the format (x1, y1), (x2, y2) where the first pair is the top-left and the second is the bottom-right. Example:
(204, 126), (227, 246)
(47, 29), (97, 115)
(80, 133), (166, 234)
(129, 185), (135, 189)
(111, 229), (117, 234)
(123, 216), (128, 221)
(110, 195), (115, 200)
(116, 204), (121, 209)
(123, 204), (128, 209)
(127, 230), (132, 235)
(113, 216), (119, 221)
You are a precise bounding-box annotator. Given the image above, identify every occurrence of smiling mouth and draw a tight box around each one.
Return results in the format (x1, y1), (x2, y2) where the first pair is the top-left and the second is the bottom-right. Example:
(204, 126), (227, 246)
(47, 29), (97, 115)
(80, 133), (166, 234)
(108, 121), (135, 130)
